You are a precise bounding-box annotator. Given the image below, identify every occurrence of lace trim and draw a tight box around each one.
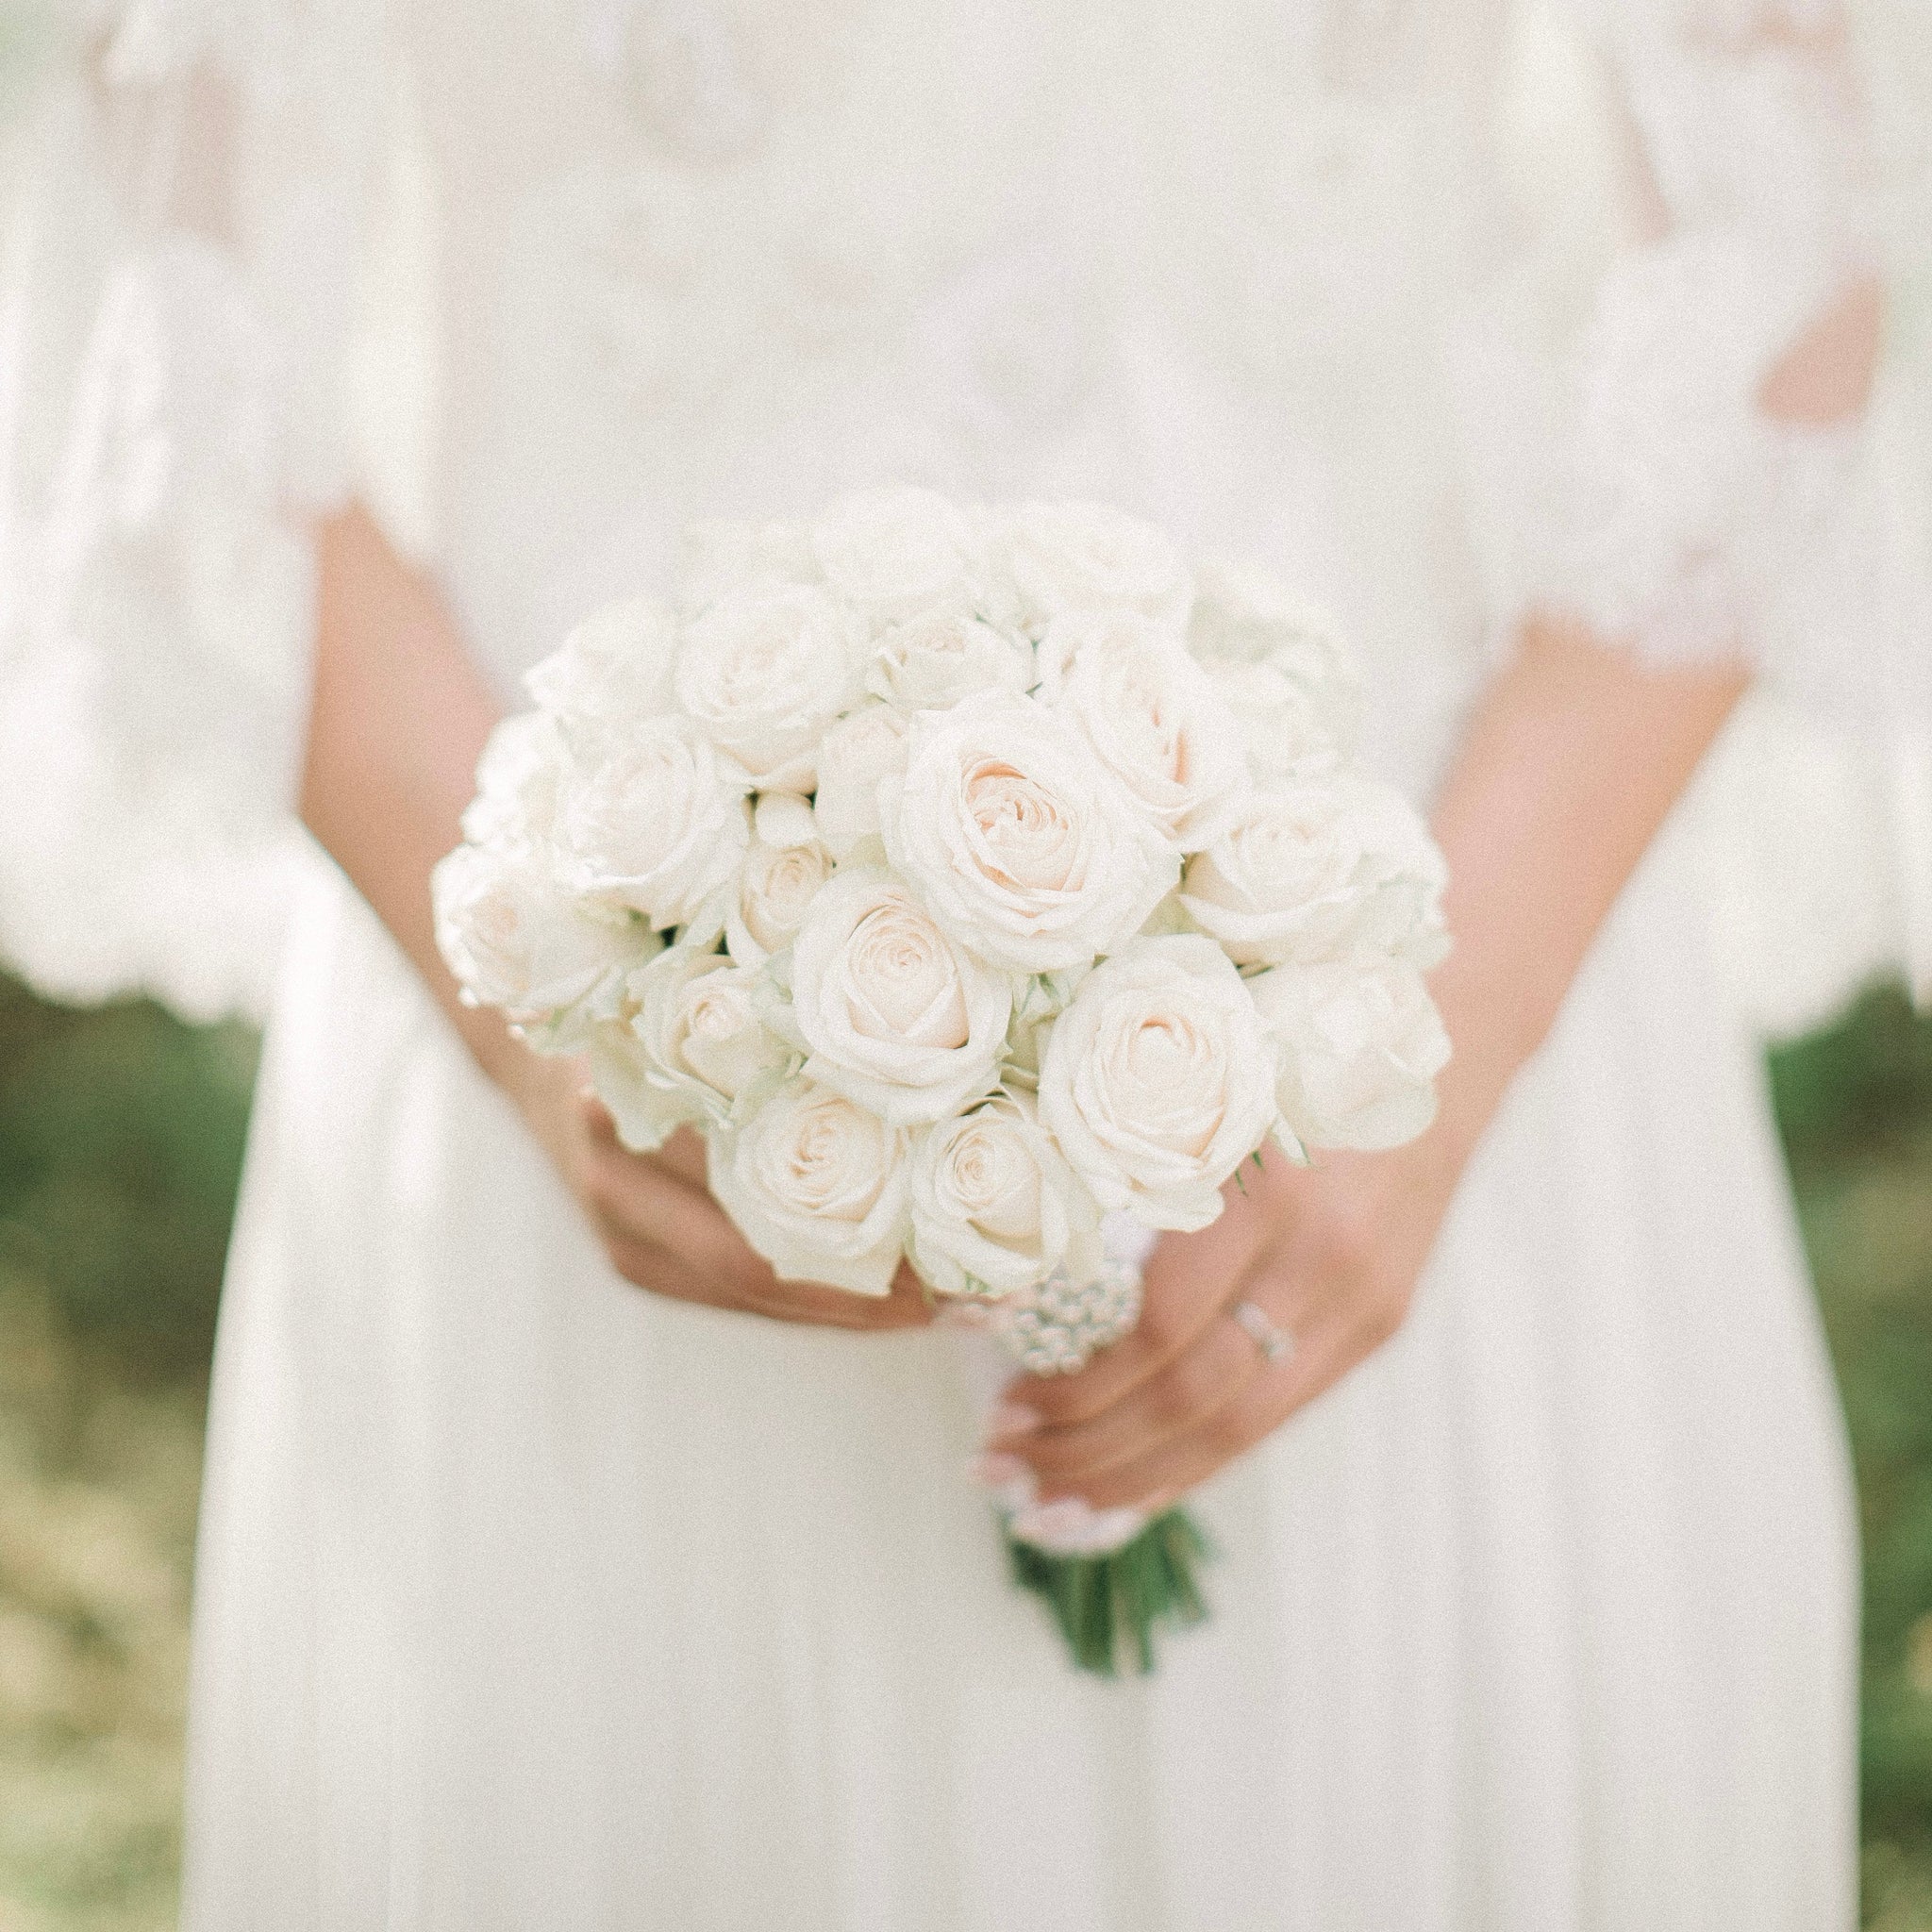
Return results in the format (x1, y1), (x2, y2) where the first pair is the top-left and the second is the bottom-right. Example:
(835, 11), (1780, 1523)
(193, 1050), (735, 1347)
(0, 8), (383, 1017)
(1534, 234), (1840, 655)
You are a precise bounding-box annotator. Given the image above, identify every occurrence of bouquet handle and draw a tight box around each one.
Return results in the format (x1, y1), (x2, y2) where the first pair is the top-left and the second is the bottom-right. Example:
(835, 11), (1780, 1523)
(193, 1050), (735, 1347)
(956, 1215), (1216, 1676)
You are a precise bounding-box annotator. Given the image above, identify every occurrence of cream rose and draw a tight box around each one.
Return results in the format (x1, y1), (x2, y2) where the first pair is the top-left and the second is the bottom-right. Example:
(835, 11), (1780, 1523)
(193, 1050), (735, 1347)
(432, 842), (656, 1044)
(1038, 935), (1278, 1232)
(1177, 777), (1446, 967)
(753, 791), (819, 849)
(908, 1093), (1099, 1298)
(600, 945), (793, 1149)
(1248, 956), (1450, 1152)
(584, 1020), (687, 1153)
(790, 866), (1010, 1124)
(724, 832), (835, 965)
(866, 608), (1034, 712)
(810, 487), (981, 622)
(710, 1078), (911, 1296)
(1047, 612), (1249, 850)
(524, 597), (678, 744)
(1202, 656), (1344, 785)
(881, 690), (1179, 974)
(675, 584), (863, 791)
(458, 713), (565, 848)
(999, 500), (1192, 632)
(811, 704), (908, 860)
(1188, 557), (1362, 767)
(556, 718), (751, 932)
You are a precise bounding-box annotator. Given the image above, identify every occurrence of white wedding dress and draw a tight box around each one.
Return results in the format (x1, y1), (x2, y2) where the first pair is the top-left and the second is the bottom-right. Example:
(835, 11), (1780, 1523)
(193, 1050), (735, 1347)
(2, 3), (1926, 1927)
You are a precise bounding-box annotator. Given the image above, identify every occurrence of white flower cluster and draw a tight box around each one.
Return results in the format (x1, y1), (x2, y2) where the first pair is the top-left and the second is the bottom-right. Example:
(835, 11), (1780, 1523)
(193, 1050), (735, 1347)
(435, 490), (1450, 1299)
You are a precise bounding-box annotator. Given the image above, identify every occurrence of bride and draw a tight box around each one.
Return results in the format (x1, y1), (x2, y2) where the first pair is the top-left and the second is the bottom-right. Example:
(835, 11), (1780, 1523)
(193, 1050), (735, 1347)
(2, 1), (1920, 1925)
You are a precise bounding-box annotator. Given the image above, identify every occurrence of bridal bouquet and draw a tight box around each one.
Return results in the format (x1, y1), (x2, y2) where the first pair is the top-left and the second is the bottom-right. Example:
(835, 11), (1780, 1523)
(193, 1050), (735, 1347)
(435, 489), (1450, 1674)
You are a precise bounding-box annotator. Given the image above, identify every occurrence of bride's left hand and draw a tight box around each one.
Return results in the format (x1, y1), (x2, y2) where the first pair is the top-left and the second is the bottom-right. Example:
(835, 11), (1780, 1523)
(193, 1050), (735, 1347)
(980, 614), (1761, 1512)
(981, 1130), (1463, 1511)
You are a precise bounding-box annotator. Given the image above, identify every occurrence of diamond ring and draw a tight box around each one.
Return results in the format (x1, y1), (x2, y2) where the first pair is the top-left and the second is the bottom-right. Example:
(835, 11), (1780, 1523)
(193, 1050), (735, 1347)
(1231, 1298), (1295, 1365)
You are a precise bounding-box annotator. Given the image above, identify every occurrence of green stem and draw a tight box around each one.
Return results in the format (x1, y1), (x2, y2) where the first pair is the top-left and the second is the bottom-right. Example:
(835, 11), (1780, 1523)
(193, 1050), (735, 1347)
(1005, 1508), (1213, 1677)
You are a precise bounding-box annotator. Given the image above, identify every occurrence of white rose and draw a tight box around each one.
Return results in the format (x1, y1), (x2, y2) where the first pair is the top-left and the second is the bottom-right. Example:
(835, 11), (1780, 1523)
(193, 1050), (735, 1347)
(724, 833), (835, 965)
(811, 704), (908, 860)
(1177, 777), (1446, 967)
(675, 584), (863, 791)
(882, 690), (1179, 974)
(432, 842), (656, 1043)
(604, 945), (791, 1146)
(524, 598), (678, 745)
(866, 608), (1034, 712)
(810, 487), (981, 622)
(1047, 612), (1249, 850)
(459, 712), (565, 847)
(557, 718), (751, 932)
(676, 517), (820, 617)
(1202, 657), (1345, 784)
(1249, 956), (1450, 1152)
(908, 1092), (1100, 1298)
(789, 866), (1011, 1124)
(753, 791), (819, 849)
(585, 1019), (691, 1154)
(711, 1078), (911, 1296)
(1038, 934), (1278, 1232)
(1188, 557), (1362, 765)
(999, 500), (1192, 632)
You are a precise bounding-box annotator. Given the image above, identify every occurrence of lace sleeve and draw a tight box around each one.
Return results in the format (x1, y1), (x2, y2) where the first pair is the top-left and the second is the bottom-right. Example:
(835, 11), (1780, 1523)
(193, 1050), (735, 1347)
(1464, 0), (1928, 721)
(0, 3), (386, 1019)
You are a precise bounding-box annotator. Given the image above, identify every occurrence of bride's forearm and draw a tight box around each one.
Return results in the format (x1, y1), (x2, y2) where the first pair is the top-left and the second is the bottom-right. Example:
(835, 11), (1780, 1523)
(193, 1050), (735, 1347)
(298, 503), (533, 1096)
(1422, 268), (1876, 1174)
(1424, 616), (1749, 1173)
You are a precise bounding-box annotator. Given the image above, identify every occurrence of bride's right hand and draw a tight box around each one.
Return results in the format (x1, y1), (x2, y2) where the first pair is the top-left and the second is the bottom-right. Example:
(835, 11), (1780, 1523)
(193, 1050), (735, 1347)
(303, 510), (927, 1334)
(508, 1051), (933, 1333)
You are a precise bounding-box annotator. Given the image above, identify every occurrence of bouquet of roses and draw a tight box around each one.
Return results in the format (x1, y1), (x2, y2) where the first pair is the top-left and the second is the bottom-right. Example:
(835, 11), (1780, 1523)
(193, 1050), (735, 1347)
(434, 489), (1450, 1674)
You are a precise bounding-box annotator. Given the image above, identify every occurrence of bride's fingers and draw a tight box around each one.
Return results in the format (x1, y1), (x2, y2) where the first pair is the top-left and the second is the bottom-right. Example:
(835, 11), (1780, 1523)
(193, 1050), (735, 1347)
(1031, 1240), (1417, 1508)
(1042, 1307), (1350, 1510)
(1006, 1301), (1265, 1491)
(575, 1099), (708, 1187)
(752, 1264), (934, 1331)
(996, 1186), (1273, 1432)
(605, 1223), (928, 1330)
(651, 1124), (711, 1188)
(585, 1144), (772, 1297)
(576, 1101), (708, 1188)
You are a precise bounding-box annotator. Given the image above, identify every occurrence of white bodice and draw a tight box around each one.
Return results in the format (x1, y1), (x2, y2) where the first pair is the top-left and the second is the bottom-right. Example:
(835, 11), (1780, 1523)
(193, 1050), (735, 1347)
(412, 0), (1514, 796)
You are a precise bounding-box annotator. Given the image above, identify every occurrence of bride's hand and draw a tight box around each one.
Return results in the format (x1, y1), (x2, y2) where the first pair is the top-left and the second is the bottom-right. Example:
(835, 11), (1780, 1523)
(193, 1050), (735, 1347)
(508, 1050), (933, 1333)
(981, 617), (1757, 1512)
(982, 1132), (1460, 1509)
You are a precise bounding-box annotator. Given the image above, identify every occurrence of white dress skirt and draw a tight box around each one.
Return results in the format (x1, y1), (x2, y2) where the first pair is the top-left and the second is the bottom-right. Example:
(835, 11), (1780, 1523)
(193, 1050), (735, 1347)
(1, 1), (1918, 1925)
(177, 767), (1857, 1932)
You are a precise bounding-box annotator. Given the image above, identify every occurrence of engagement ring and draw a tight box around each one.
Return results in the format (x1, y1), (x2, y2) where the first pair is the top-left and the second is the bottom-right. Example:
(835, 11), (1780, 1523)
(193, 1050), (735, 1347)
(1231, 1299), (1295, 1365)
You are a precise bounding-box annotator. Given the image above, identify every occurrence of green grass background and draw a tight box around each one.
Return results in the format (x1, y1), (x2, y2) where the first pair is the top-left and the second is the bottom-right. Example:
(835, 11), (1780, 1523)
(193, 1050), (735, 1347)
(0, 970), (1926, 1928)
